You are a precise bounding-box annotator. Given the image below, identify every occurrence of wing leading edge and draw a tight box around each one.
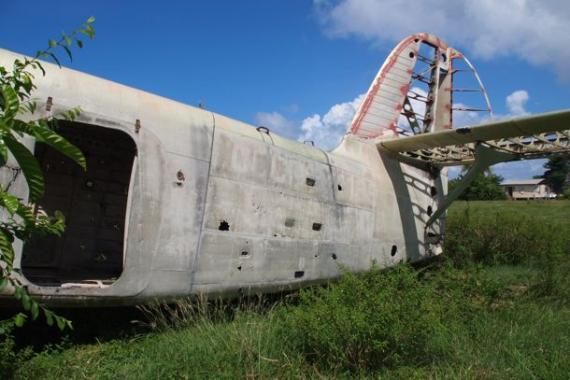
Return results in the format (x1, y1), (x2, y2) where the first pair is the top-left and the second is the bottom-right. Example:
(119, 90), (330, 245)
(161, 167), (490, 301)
(378, 110), (570, 166)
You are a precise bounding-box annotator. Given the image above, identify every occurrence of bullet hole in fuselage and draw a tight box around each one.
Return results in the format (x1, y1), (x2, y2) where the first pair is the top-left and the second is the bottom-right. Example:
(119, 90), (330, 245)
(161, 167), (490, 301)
(391, 245), (398, 257)
(219, 221), (230, 231)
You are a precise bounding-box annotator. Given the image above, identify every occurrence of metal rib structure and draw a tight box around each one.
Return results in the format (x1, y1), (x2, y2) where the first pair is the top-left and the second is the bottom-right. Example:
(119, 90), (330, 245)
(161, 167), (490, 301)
(379, 110), (570, 166)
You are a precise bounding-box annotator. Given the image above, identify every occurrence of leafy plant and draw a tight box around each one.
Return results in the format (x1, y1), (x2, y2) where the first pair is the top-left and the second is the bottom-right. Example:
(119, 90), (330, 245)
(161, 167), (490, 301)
(279, 265), (446, 372)
(0, 17), (95, 329)
(449, 168), (507, 201)
(539, 154), (569, 194)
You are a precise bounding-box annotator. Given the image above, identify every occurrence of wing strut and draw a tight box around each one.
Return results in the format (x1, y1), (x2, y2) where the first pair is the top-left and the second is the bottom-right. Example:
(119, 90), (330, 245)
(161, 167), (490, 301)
(425, 144), (514, 231)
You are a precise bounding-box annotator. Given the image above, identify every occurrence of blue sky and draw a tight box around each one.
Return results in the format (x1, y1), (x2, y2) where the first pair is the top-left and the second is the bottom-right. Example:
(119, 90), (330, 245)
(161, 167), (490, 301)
(2, 1), (569, 179)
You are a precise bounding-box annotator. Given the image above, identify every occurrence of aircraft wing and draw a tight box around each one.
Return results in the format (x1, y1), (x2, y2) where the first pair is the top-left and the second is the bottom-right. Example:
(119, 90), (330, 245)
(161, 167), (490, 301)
(378, 110), (570, 166)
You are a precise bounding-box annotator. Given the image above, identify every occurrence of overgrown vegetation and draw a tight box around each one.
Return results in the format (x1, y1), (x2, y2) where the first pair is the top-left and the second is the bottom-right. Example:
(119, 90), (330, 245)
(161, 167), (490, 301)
(5, 201), (570, 379)
(281, 266), (445, 371)
(446, 202), (567, 267)
(449, 169), (507, 201)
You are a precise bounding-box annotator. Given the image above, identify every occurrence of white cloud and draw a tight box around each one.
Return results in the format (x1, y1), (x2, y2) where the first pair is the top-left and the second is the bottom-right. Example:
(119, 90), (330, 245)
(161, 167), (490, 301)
(315, 0), (570, 80)
(253, 111), (297, 138)
(453, 106), (488, 128)
(447, 166), (462, 179)
(298, 94), (364, 150)
(505, 90), (529, 116)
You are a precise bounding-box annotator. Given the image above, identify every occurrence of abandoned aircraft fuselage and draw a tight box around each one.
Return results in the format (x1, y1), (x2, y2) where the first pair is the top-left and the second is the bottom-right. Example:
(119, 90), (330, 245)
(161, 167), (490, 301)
(0, 35), (458, 306)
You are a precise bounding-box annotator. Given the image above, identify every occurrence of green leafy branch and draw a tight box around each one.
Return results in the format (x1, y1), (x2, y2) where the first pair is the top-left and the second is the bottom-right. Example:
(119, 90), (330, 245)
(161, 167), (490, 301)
(0, 18), (95, 330)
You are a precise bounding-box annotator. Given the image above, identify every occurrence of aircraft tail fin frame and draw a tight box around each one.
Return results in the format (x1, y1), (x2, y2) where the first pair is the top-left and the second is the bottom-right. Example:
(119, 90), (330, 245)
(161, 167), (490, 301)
(348, 33), (494, 140)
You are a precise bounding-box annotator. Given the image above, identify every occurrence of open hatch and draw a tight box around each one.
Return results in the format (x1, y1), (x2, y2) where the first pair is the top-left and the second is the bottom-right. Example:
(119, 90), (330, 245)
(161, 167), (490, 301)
(22, 122), (137, 286)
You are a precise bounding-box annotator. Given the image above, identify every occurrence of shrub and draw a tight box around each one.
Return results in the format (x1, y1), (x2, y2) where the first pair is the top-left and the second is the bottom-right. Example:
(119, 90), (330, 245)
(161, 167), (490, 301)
(278, 265), (445, 372)
(0, 322), (33, 378)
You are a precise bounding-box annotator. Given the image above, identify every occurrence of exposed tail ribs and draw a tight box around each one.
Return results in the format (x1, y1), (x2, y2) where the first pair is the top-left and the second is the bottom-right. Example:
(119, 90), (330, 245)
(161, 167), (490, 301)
(349, 33), (492, 140)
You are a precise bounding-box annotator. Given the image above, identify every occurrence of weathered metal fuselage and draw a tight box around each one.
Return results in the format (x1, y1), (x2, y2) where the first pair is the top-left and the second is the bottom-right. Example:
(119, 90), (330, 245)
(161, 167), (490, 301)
(0, 49), (445, 306)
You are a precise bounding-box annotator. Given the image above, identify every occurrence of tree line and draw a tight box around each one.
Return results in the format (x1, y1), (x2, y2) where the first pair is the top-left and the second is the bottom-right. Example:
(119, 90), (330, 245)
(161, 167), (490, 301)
(449, 155), (569, 201)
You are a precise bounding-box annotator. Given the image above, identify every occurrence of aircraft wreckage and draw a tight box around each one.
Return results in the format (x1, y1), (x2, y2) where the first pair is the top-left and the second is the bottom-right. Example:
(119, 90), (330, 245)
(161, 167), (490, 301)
(0, 33), (568, 306)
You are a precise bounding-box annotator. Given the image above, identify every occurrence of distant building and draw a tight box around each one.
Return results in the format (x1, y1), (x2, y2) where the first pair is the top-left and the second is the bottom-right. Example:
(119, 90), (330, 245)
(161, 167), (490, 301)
(501, 179), (554, 200)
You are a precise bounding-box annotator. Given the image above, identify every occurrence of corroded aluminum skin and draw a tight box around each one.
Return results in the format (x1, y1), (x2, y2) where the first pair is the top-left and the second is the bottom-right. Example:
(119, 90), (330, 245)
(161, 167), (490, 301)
(0, 46), (444, 306)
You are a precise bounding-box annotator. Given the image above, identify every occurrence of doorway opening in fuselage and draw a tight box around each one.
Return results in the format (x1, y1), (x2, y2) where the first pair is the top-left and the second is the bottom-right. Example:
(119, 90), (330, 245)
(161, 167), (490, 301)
(21, 122), (137, 286)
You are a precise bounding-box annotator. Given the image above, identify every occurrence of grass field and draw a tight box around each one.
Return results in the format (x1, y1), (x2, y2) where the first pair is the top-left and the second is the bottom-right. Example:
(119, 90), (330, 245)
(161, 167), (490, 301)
(3, 201), (569, 379)
(450, 200), (570, 226)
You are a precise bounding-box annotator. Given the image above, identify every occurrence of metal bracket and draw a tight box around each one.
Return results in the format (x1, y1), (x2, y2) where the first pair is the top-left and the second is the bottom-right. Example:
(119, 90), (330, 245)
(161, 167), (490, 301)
(425, 144), (514, 229)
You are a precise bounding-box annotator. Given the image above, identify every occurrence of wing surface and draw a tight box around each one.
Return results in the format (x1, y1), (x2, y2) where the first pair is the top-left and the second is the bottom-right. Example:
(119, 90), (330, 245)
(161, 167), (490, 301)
(378, 110), (570, 166)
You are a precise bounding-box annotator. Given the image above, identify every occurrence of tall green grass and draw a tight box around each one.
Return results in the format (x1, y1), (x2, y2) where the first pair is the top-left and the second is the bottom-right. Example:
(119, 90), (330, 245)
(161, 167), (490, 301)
(6, 201), (570, 379)
(446, 202), (568, 266)
(447, 201), (570, 303)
